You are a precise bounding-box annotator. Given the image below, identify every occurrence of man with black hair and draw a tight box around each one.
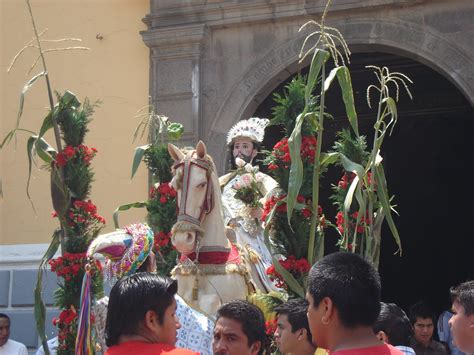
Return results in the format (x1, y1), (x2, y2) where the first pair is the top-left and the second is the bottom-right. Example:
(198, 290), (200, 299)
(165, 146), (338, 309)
(449, 280), (474, 354)
(0, 313), (27, 355)
(104, 272), (198, 355)
(273, 298), (316, 355)
(212, 299), (266, 355)
(408, 301), (448, 355)
(306, 251), (402, 355)
(373, 302), (415, 355)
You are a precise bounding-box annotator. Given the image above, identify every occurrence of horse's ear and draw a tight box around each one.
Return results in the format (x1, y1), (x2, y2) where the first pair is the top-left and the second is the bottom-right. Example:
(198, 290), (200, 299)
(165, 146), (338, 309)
(196, 140), (207, 159)
(168, 143), (185, 162)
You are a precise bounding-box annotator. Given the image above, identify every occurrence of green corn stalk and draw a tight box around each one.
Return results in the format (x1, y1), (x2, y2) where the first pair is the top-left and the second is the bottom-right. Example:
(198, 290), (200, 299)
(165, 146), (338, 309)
(287, 0), (357, 267)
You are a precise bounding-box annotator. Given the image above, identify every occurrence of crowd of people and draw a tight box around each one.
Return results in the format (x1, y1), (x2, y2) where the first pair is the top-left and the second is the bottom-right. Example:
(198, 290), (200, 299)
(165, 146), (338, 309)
(2, 252), (472, 355)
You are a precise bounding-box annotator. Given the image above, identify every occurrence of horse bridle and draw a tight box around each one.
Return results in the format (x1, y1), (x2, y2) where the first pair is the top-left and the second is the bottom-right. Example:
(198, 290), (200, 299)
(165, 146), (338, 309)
(173, 154), (215, 228)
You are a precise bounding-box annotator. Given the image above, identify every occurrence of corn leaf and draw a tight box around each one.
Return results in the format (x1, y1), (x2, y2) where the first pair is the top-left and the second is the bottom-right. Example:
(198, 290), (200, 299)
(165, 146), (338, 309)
(34, 229), (61, 355)
(320, 152), (339, 168)
(16, 71), (46, 130)
(336, 66), (359, 136)
(1, 128), (36, 150)
(382, 96), (398, 135)
(323, 66), (340, 92)
(32, 135), (56, 165)
(131, 144), (150, 179)
(287, 113), (304, 228)
(113, 201), (147, 228)
(305, 49), (329, 103)
(37, 111), (53, 141)
(375, 164), (402, 254)
(287, 49), (329, 227)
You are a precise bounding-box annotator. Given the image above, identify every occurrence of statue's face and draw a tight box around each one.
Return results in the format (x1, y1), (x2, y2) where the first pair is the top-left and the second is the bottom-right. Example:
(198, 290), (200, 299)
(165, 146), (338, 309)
(232, 138), (257, 164)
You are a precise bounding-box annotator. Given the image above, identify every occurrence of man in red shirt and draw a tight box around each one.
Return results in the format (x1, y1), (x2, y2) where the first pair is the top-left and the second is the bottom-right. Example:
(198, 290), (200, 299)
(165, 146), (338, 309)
(306, 252), (403, 355)
(105, 273), (198, 355)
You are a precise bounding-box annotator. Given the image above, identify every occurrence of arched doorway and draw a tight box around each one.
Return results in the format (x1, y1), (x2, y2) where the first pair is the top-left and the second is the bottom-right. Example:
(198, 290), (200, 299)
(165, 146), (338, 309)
(253, 51), (473, 317)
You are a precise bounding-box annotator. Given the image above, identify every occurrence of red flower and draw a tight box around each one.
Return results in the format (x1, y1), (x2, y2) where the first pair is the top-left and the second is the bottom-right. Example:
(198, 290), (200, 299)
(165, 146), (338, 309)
(265, 319), (277, 335)
(55, 153), (67, 167)
(63, 146), (75, 159)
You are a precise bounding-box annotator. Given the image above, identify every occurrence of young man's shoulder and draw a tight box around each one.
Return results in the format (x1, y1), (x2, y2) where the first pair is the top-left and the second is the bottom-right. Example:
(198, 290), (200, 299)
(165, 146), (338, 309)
(331, 343), (404, 355)
(106, 341), (199, 355)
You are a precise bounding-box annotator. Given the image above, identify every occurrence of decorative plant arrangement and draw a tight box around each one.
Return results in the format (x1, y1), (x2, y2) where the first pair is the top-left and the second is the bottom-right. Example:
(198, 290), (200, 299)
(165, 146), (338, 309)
(262, 0), (411, 297)
(261, 75), (328, 297)
(114, 104), (183, 276)
(1, 2), (105, 354)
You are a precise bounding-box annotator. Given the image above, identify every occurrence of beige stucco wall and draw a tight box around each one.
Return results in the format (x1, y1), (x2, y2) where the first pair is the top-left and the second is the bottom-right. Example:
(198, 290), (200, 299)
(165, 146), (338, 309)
(0, 0), (150, 245)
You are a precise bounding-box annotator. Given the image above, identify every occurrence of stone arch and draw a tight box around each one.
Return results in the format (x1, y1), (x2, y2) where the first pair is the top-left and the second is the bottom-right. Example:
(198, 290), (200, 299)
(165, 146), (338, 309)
(207, 17), (473, 171)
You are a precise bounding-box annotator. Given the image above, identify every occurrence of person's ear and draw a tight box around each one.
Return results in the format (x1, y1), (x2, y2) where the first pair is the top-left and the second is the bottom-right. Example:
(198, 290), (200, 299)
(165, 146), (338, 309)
(298, 328), (308, 341)
(144, 309), (160, 332)
(250, 341), (261, 355)
(376, 330), (389, 342)
(321, 296), (334, 324)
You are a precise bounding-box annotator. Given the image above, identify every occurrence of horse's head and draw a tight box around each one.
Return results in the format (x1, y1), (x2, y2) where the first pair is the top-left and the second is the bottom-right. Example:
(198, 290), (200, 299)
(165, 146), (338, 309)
(169, 141), (215, 254)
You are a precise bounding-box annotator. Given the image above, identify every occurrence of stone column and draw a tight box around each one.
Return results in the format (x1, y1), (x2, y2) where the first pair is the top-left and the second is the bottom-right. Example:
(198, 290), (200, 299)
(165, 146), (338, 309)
(141, 24), (207, 147)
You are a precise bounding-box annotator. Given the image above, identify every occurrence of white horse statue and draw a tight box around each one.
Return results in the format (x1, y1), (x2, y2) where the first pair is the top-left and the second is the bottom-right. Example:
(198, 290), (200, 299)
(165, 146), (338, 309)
(168, 141), (257, 316)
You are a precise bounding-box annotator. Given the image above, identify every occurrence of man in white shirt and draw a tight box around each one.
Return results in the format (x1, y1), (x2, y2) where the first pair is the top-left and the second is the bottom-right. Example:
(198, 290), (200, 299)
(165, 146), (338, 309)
(0, 313), (28, 355)
(35, 336), (58, 355)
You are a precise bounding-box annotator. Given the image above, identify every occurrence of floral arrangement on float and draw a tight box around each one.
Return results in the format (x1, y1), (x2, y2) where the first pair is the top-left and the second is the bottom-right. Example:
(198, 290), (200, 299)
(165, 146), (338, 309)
(261, 0), (412, 299)
(0, 2), (105, 353)
(113, 102), (183, 276)
(261, 75), (328, 298)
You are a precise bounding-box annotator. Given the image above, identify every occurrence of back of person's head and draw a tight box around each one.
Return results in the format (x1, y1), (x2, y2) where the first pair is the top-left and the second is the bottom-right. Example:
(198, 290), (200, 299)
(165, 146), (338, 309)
(409, 300), (435, 324)
(274, 298), (313, 345)
(450, 280), (474, 316)
(307, 251), (381, 328)
(105, 272), (177, 347)
(373, 302), (413, 346)
(216, 299), (266, 355)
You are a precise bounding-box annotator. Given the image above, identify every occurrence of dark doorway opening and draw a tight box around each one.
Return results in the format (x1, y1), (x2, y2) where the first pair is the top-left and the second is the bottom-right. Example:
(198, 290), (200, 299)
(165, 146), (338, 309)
(253, 52), (473, 319)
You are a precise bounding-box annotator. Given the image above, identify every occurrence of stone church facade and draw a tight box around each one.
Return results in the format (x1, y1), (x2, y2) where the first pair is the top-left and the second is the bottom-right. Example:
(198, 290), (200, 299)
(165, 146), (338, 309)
(141, 0), (473, 174)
